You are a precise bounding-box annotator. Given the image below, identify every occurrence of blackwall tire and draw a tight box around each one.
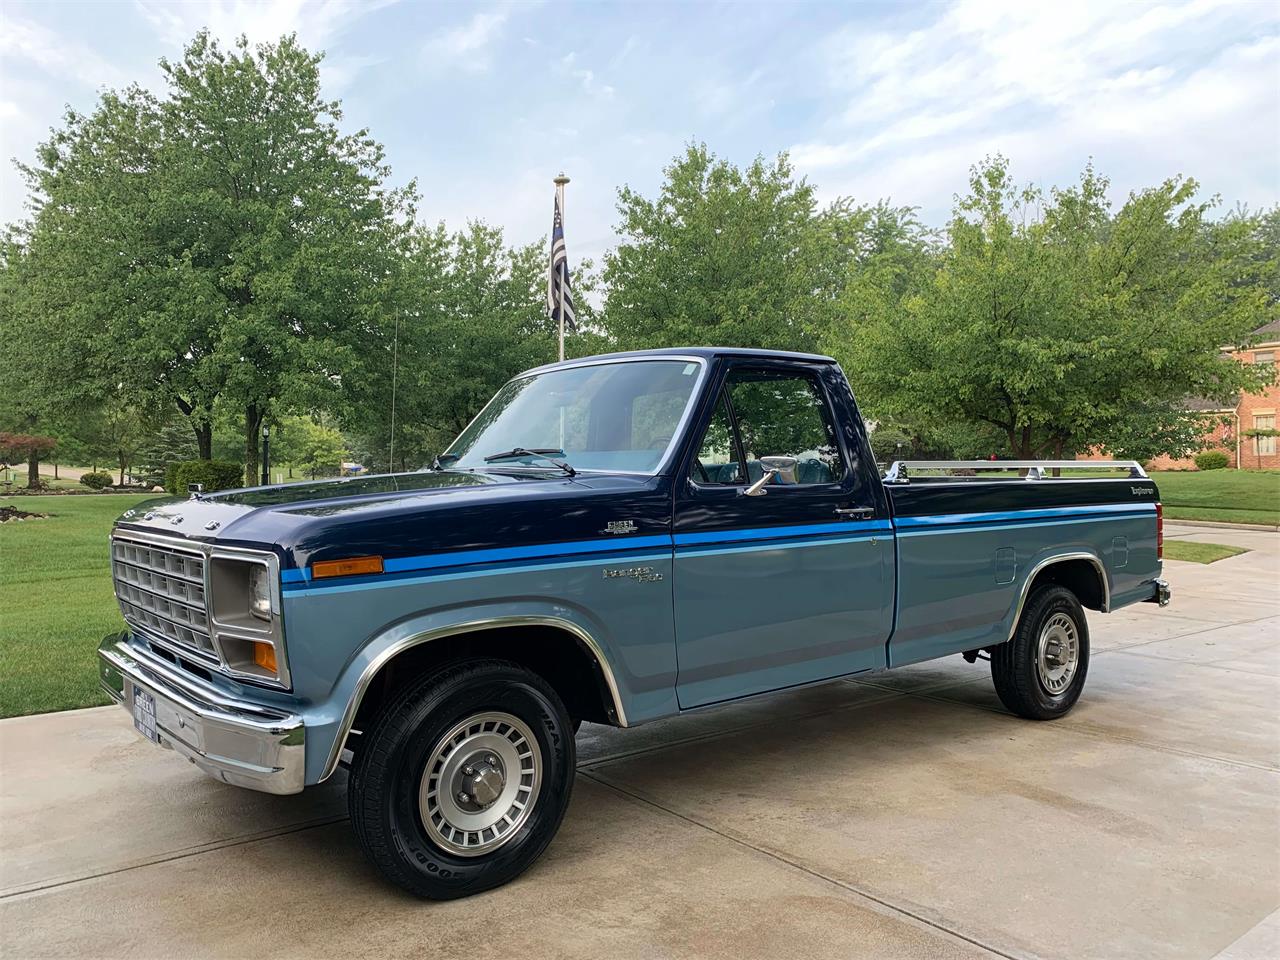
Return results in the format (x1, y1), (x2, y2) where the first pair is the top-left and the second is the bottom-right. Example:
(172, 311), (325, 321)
(348, 659), (575, 899)
(990, 585), (1090, 720)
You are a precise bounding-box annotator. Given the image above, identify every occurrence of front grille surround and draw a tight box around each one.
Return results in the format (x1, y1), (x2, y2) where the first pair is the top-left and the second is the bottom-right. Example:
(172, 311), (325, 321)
(110, 529), (290, 689)
(112, 537), (217, 663)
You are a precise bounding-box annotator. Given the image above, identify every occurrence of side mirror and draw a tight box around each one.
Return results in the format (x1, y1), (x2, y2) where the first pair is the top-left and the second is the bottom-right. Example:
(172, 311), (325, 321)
(743, 455), (799, 497)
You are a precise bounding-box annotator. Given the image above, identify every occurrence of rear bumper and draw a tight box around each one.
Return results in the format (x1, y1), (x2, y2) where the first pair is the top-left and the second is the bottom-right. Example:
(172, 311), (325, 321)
(1143, 578), (1172, 607)
(97, 635), (305, 795)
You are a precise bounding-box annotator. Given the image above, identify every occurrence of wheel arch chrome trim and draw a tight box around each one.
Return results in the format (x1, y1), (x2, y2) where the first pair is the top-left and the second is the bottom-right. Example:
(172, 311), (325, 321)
(1004, 551), (1110, 643)
(319, 614), (628, 783)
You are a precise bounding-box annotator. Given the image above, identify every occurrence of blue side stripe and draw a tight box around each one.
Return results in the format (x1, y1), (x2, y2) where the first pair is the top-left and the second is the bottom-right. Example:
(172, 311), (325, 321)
(279, 505), (1153, 587)
(283, 551), (675, 596)
(673, 519), (891, 547)
(896, 511), (1155, 537)
(893, 502), (1155, 530)
(280, 533), (672, 584)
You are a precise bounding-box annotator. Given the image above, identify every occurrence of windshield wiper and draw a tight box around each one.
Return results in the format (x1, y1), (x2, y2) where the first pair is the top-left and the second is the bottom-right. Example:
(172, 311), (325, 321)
(482, 447), (576, 476)
(432, 453), (461, 471)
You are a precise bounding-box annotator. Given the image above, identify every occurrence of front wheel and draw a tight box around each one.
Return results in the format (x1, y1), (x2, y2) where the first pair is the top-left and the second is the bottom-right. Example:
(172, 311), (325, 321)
(990, 584), (1090, 720)
(348, 659), (576, 899)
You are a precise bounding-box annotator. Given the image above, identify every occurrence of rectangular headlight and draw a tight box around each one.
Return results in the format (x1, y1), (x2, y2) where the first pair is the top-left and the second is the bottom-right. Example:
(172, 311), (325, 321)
(248, 565), (272, 621)
(208, 552), (289, 689)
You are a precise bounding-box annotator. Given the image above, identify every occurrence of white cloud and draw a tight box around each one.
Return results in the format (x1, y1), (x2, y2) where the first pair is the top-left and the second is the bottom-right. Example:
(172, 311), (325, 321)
(133, 0), (396, 52)
(0, 14), (129, 89)
(422, 10), (510, 72)
(793, 0), (1280, 216)
(558, 52), (615, 99)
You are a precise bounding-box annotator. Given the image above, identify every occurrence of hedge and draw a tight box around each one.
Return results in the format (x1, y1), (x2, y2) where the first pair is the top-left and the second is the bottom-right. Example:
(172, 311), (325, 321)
(1193, 450), (1230, 471)
(79, 471), (114, 490)
(171, 460), (244, 493)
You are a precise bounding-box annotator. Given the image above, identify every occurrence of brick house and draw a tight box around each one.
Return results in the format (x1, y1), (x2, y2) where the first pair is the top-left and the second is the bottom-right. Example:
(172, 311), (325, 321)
(1146, 319), (1279, 470)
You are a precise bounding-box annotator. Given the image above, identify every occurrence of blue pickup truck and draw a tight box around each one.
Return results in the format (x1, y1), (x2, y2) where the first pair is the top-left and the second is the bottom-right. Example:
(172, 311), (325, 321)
(98, 347), (1170, 898)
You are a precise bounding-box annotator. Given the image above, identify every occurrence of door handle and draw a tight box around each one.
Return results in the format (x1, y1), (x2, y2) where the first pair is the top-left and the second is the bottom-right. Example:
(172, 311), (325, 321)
(834, 506), (875, 519)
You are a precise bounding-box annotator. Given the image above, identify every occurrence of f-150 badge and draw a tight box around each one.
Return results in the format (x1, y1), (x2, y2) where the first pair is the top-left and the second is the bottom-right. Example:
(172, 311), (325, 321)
(603, 565), (663, 583)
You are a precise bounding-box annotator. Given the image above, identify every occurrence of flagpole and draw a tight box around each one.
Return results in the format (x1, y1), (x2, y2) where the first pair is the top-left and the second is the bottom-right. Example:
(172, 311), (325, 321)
(554, 172), (570, 362)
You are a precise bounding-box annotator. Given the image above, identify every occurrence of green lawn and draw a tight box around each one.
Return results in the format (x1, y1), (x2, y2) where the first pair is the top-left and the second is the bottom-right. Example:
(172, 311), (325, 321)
(0, 494), (155, 718)
(1163, 540), (1249, 564)
(1152, 470), (1280, 526)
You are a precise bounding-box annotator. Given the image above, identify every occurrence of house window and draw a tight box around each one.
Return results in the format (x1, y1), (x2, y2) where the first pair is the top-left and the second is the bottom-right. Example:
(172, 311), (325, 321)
(1256, 414), (1277, 456)
(1254, 350), (1275, 368)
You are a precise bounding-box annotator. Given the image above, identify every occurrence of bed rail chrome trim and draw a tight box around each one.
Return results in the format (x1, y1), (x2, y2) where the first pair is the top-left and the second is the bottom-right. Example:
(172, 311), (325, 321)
(883, 460), (1147, 482)
(318, 615), (628, 783)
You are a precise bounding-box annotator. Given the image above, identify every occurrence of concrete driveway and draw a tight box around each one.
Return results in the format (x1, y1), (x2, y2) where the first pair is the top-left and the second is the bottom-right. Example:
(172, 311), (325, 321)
(2, 523), (1277, 960)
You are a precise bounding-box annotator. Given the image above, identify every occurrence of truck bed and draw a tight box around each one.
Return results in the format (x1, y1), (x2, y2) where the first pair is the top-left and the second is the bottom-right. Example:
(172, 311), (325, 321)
(885, 472), (1162, 667)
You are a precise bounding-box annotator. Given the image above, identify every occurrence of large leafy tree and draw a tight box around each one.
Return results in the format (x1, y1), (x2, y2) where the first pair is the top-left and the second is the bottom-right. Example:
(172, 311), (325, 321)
(344, 221), (604, 471)
(602, 144), (863, 352)
(16, 31), (413, 482)
(838, 158), (1276, 460)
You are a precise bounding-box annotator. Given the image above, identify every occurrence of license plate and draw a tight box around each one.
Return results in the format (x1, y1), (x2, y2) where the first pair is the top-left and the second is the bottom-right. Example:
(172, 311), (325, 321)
(132, 686), (159, 744)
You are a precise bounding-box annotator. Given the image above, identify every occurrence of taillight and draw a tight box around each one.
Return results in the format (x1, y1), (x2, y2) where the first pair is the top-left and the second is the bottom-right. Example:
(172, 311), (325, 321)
(1156, 502), (1164, 559)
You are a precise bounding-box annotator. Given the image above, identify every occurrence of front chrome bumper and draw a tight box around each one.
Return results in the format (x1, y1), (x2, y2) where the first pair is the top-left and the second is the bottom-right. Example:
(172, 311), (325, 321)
(98, 634), (305, 795)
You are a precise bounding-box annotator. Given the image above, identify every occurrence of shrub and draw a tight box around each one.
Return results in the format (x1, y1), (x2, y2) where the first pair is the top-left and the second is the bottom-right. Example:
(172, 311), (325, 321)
(79, 471), (114, 490)
(173, 460), (244, 493)
(164, 462), (180, 494)
(1193, 450), (1230, 471)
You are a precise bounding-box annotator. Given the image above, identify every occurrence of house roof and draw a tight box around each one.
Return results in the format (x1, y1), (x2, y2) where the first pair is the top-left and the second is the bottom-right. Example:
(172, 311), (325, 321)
(1180, 396), (1237, 413)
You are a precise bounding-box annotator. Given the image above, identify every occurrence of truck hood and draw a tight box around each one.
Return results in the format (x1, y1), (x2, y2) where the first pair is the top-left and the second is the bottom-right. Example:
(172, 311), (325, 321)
(112, 469), (669, 575)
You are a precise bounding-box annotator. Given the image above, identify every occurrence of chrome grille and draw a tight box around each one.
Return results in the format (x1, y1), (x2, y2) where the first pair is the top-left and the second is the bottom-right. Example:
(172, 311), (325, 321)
(111, 535), (217, 662)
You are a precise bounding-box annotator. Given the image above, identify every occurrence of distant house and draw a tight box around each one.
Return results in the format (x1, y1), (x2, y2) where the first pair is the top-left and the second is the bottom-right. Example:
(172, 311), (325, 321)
(341, 462), (366, 476)
(1147, 320), (1279, 470)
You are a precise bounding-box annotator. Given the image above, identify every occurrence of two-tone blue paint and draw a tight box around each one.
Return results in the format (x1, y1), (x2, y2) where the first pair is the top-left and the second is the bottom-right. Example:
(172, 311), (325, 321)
(108, 347), (1166, 789)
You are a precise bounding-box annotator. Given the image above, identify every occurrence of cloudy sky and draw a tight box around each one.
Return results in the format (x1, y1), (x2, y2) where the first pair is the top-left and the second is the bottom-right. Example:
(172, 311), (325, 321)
(2, 0), (1277, 269)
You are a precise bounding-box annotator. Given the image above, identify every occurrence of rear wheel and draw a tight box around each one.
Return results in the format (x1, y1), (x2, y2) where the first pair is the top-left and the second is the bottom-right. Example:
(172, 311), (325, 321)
(990, 584), (1089, 720)
(348, 659), (575, 899)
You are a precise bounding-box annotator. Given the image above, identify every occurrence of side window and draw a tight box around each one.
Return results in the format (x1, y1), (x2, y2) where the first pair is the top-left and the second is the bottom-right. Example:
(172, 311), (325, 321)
(692, 392), (744, 484)
(727, 370), (844, 485)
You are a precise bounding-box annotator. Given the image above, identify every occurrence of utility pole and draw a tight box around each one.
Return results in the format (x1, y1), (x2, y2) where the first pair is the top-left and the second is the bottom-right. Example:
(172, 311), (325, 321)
(554, 172), (570, 362)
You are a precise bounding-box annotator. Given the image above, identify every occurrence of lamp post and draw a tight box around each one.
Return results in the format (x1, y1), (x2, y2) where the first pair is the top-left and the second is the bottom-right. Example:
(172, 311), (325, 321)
(261, 425), (270, 486)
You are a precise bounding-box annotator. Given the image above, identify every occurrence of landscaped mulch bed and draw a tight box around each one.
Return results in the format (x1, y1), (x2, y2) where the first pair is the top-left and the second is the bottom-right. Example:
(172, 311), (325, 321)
(0, 505), (48, 523)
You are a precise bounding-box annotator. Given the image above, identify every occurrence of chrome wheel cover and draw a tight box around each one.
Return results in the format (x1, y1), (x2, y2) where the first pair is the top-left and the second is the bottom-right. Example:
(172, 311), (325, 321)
(418, 711), (542, 858)
(1036, 612), (1080, 695)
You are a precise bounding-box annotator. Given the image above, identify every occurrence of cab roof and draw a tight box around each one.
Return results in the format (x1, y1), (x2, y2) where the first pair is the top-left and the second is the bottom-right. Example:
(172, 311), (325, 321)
(527, 346), (837, 375)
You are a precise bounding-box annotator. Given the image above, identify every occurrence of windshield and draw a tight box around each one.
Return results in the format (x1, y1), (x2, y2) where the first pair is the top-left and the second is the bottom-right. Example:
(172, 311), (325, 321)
(444, 359), (704, 474)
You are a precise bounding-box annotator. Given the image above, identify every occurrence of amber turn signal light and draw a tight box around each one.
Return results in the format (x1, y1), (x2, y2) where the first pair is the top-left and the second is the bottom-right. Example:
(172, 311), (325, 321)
(252, 641), (278, 673)
(311, 555), (384, 580)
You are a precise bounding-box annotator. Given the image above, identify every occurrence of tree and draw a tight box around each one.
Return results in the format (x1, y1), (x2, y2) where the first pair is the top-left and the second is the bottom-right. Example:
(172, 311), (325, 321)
(838, 157), (1276, 460)
(343, 221), (592, 470)
(16, 31), (413, 482)
(0, 433), (57, 489)
(293, 418), (348, 479)
(134, 416), (200, 488)
(602, 144), (862, 352)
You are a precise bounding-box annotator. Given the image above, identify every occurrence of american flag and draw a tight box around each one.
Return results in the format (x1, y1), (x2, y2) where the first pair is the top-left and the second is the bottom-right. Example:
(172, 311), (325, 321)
(547, 187), (577, 333)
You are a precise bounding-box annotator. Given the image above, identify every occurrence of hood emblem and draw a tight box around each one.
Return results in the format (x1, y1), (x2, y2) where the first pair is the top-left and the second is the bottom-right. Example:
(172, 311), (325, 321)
(143, 512), (156, 521)
(204, 520), (221, 531)
(603, 520), (638, 535)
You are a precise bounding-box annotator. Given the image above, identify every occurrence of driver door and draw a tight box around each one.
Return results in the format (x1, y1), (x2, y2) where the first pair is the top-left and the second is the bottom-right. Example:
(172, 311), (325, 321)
(672, 362), (893, 708)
